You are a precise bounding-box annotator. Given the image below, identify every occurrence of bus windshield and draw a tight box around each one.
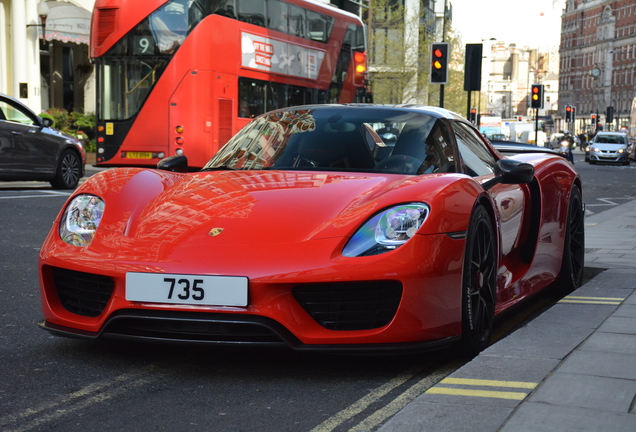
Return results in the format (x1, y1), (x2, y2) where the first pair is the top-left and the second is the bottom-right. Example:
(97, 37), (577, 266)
(98, 0), (205, 120)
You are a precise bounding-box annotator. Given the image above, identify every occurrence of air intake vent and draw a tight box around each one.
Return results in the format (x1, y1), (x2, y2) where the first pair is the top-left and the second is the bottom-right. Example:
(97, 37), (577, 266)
(95, 8), (118, 48)
(52, 267), (114, 317)
(293, 281), (402, 331)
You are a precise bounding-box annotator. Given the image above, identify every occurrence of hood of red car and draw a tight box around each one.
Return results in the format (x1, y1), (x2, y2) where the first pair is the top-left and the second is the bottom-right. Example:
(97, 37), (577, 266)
(85, 169), (458, 247)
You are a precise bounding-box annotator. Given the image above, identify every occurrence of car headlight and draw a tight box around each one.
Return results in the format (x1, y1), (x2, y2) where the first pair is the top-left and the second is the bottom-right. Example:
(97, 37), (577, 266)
(618, 148), (625, 153)
(592, 147), (599, 152)
(59, 194), (105, 247)
(343, 203), (430, 257)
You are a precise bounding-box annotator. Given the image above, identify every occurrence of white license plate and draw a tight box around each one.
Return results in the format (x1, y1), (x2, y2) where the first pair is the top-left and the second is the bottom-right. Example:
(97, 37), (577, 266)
(125, 273), (248, 306)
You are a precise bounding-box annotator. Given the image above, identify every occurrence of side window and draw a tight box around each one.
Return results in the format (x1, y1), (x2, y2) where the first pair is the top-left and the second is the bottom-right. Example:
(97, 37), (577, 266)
(306, 10), (333, 43)
(268, 0), (288, 33)
(288, 4), (306, 38)
(237, 0), (266, 27)
(451, 121), (497, 177)
(0, 101), (36, 125)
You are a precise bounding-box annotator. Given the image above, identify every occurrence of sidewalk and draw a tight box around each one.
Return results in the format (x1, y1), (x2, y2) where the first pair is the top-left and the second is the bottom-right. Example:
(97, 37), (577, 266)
(379, 199), (636, 431)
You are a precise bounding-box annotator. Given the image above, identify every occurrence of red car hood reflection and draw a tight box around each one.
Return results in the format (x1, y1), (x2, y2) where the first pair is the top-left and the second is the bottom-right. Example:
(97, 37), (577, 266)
(89, 169), (448, 246)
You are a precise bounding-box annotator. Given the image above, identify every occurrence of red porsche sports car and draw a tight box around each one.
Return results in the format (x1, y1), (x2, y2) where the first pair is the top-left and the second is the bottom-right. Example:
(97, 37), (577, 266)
(38, 105), (584, 355)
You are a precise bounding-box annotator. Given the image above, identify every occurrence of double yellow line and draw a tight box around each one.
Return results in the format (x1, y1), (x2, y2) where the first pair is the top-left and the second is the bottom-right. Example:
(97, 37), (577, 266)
(425, 377), (537, 401)
(558, 295), (624, 305)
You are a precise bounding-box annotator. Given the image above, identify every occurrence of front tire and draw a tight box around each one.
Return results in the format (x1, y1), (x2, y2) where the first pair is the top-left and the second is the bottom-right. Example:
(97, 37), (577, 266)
(460, 205), (497, 356)
(50, 150), (82, 189)
(557, 185), (584, 293)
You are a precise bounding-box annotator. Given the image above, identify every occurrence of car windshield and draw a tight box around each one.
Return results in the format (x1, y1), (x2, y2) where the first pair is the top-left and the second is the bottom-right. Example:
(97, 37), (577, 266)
(203, 107), (458, 175)
(595, 135), (627, 144)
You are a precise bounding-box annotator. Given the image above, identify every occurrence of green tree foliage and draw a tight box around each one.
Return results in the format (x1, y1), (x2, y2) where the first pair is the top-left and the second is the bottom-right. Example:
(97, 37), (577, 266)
(365, 1), (476, 119)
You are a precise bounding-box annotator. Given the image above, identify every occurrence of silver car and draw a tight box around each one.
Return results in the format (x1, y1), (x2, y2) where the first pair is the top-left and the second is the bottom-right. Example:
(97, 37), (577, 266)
(588, 132), (630, 165)
(0, 93), (85, 188)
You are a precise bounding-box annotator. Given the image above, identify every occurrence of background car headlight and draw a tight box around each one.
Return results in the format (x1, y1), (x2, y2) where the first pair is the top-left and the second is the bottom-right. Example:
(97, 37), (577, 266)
(343, 203), (430, 257)
(59, 195), (105, 247)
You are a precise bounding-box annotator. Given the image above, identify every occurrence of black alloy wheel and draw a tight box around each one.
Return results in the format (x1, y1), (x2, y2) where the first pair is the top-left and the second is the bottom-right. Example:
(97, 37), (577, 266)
(460, 205), (497, 356)
(557, 185), (584, 293)
(51, 150), (82, 189)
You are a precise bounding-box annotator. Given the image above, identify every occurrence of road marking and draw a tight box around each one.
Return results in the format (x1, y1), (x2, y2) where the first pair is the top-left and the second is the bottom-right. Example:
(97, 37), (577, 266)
(0, 365), (158, 432)
(348, 361), (463, 432)
(309, 367), (421, 432)
(426, 387), (528, 400)
(424, 377), (537, 401)
(440, 377), (537, 389)
(0, 190), (71, 199)
(311, 361), (463, 432)
(559, 295), (624, 305)
(585, 197), (635, 207)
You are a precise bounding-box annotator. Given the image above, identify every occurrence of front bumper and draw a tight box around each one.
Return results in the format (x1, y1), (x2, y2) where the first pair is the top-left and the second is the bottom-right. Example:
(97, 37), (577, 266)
(39, 233), (466, 350)
(589, 151), (629, 163)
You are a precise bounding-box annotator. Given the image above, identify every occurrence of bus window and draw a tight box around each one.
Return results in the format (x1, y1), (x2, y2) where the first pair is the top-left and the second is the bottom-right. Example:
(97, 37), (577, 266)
(268, 0), (288, 33)
(288, 4), (306, 38)
(345, 24), (365, 52)
(238, 0), (266, 27)
(306, 9), (332, 43)
(239, 79), (264, 118)
(267, 82), (284, 111)
(149, 5), (188, 54)
(199, 0), (236, 18)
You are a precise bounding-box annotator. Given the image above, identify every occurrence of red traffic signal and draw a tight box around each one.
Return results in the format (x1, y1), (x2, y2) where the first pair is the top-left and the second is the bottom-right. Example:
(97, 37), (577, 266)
(565, 105), (573, 122)
(530, 84), (544, 109)
(469, 107), (477, 123)
(430, 43), (449, 84)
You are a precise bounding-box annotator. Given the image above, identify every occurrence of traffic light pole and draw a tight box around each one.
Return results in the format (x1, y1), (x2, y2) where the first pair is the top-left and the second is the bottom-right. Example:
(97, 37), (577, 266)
(440, 84), (444, 108)
(466, 91), (471, 119)
(534, 109), (539, 146)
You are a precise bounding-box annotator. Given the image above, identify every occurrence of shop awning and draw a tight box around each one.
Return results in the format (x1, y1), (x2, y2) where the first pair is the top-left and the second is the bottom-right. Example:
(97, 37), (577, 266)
(44, 1), (91, 45)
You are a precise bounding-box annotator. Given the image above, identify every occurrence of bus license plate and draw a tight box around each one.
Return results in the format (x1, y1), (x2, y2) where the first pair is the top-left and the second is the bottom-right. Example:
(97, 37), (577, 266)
(126, 152), (153, 159)
(126, 273), (248, 306)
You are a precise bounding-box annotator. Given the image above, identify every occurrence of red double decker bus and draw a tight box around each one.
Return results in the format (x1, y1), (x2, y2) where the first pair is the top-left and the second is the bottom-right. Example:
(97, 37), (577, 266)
(91, 0), (370, 168)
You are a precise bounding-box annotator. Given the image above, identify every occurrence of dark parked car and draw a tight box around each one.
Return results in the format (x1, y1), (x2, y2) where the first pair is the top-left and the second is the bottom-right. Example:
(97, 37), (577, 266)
(0, 93), (85, 189)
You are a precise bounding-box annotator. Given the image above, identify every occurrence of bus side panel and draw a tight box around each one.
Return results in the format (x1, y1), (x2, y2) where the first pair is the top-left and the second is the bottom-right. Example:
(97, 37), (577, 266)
(98, 15), (242, 168)
(169, 70), (238, 167)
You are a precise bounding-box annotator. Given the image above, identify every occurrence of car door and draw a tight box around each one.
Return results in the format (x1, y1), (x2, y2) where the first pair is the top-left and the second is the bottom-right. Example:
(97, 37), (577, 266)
(450, 120), (528, 267)
(0, 98), (56, 175)
(0, 102), (19, 173)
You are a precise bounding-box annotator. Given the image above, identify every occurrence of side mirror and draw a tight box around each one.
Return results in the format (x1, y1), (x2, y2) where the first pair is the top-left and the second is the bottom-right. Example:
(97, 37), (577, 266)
(157, 155), (188, 173)
(39, 116), (53, 128)
(483, 159), (534, 190)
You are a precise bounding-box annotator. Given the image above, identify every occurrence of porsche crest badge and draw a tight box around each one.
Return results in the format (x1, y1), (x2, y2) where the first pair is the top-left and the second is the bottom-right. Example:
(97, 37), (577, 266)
(209, 228), (224, 237)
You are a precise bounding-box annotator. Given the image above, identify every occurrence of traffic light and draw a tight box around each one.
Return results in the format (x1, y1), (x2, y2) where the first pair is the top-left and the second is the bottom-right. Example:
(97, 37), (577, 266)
(565, 105), (573, 122)
(430, 43), (449, 84)
(571, 106), (576, 122)
(530, 84), (544, 109)
(469, 107), (477, 123)
(591, 113), (597, 122)
(606, 106), (614, 123)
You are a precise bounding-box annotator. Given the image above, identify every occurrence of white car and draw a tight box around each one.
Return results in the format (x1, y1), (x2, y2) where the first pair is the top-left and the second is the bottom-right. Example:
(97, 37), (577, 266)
(588, 132), (630, 165)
